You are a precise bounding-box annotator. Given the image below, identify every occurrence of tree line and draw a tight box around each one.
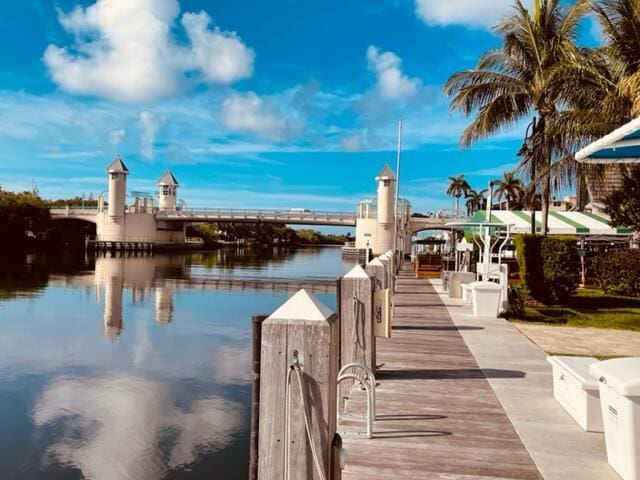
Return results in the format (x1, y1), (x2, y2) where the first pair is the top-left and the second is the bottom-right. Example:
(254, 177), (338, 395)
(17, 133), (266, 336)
(189, 223), (348, 248)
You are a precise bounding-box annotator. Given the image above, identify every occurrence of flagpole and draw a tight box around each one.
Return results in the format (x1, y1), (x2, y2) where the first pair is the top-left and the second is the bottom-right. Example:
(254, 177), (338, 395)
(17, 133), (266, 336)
(393, 118), (403, 255)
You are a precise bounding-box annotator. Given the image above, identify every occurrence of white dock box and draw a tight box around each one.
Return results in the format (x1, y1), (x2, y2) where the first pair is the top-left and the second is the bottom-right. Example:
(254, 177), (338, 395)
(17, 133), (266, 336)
(546, 356), (603, 432)
(471, 281), (502, 318)
(590, 358), (640, 480)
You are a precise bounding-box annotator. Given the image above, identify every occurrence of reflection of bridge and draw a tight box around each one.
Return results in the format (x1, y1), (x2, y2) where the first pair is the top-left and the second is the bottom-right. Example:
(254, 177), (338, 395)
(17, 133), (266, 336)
(48, 253), (338, 340)
(173, 276), (336, 293)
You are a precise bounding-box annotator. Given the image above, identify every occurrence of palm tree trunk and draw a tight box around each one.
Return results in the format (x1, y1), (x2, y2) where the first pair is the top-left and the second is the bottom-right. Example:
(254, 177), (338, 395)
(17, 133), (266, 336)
(541, 174), (551, 235)
(530, 163), (536, 235)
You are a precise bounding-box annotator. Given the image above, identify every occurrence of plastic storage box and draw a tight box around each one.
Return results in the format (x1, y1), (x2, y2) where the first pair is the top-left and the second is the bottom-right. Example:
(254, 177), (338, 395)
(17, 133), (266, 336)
(547, 356), (603, 432)
(471, 281), (502, 318)
(590, 358), (640, 480)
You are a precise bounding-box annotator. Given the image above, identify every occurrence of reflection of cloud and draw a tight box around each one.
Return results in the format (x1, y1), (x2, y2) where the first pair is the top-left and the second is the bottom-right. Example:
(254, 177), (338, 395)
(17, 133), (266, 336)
(211, 344), (251, 384)
(33, 375), (243, 480)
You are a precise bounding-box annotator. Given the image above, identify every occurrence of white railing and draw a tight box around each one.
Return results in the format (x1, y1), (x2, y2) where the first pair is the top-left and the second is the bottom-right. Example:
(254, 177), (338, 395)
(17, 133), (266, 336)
(156, 208), (357, 225)
(50, 207), (100, 215)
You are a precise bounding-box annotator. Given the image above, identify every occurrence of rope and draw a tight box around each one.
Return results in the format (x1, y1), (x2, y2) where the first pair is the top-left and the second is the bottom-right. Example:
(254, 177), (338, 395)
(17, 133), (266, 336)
(284, 364), (328, 480)
(352, 295), (366, 364)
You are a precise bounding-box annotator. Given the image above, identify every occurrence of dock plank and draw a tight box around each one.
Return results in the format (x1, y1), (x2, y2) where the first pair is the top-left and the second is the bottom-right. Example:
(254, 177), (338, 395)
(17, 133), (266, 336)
(340, 266), (542, 480)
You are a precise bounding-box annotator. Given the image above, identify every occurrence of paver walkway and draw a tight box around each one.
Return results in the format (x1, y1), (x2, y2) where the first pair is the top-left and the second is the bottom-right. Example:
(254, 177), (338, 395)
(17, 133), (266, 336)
(340, 266), (542, 479)
(514, 323), (640, 357)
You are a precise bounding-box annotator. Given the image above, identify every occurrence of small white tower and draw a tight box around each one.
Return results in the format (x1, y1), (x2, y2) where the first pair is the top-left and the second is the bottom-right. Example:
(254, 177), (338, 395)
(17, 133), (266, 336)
(157, 170), (179, 211)
(375, 165), (396, 254)
(106, 156), (129, 239)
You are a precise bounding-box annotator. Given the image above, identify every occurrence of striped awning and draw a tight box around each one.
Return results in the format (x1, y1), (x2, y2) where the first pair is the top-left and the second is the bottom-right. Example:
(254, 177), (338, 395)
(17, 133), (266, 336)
(469, 210), (631, 235)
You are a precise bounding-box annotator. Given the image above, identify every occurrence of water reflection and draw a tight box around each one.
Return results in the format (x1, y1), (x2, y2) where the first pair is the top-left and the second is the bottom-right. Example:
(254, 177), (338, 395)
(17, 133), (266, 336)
(33, 374), (243, 480)
(0, 247), (351, 479)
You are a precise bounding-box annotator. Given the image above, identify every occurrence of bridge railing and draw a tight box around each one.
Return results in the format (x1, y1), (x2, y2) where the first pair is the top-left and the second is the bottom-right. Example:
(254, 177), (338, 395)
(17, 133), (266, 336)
(50, 207), (100, 215)
(157, 208), (357, 223)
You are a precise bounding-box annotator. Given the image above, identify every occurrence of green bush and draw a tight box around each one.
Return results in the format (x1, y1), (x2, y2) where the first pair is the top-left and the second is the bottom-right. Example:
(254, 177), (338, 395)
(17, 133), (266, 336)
(541, 236), (580, 303)
(514, 234), (544, 300)
(514, 234), (579, 304)
(594, 250), (640, 297)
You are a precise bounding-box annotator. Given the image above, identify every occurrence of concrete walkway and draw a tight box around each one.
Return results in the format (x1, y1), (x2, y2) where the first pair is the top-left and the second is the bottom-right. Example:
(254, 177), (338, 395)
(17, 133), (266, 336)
(514, 323), (640, 357)
(431, 279), (617, 480)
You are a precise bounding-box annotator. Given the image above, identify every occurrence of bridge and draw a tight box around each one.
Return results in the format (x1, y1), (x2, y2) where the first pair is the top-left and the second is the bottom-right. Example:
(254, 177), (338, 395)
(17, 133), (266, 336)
(50, 207), (357, 227)
(51, 157), (470, 255)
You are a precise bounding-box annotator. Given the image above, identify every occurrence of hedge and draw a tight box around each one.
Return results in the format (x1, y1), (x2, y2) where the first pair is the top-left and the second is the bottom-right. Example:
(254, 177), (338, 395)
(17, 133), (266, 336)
(514, 234), (579, 304)
(594, 250), (640, 297)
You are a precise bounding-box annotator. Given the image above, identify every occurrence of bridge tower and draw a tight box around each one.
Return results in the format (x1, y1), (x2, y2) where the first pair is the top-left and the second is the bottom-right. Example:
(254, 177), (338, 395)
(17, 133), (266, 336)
(375, 165), (396, 254)
(106, 156), (129, 239)
(157, 171), (179, 211)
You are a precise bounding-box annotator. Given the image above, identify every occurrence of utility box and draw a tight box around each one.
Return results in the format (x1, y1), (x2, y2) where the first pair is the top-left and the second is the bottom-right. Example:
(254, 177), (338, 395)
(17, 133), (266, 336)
(547, 356), (603, 432)
(590, 358), (640, 480)
(471, 281), (502, 318)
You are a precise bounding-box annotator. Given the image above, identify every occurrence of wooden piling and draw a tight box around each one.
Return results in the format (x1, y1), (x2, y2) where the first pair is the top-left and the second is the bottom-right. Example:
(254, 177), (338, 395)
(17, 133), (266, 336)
(365, 257), (387, 291)
(339, 265), (375, 371)
(257, 289), (339, 480)
(249, 314), (268, 480)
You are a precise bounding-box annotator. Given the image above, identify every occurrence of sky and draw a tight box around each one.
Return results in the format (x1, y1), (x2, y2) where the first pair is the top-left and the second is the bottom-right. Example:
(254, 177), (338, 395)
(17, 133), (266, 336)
(0, 0), (602, 214)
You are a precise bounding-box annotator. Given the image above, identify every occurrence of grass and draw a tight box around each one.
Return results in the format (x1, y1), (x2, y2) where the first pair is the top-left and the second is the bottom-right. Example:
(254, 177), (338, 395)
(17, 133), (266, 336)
(509, 287), (640, 332)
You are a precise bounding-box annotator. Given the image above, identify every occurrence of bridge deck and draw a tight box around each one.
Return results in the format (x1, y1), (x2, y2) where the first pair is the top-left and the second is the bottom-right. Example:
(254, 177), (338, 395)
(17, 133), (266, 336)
(340, 265), (541, 479)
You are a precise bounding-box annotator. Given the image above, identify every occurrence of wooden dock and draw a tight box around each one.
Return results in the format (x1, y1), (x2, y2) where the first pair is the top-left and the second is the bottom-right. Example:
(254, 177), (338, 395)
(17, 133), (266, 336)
(340, 265), (542, 479)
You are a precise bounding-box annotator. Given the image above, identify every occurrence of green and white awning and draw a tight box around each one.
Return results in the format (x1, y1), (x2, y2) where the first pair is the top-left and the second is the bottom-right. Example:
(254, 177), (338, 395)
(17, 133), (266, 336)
(469, 210), (631, 235)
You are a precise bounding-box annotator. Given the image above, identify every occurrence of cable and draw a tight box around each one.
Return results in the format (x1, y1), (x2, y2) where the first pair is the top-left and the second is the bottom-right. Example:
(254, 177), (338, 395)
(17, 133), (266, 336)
(284, 364), (328, 480)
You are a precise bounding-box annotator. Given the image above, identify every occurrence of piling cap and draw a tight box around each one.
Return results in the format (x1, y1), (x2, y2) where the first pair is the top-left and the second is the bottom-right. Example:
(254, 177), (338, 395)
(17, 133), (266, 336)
(268, 289), (334, 321)
(344, 264), (369, 279)
(375, 165), (396, 181)
(157, 170), (179, 186)
(367, 258), (384, 267)
(106, 155), (129, 174)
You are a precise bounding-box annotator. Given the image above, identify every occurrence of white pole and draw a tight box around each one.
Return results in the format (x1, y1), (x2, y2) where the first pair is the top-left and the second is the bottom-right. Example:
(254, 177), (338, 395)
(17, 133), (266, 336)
(393, 118), (403, 255)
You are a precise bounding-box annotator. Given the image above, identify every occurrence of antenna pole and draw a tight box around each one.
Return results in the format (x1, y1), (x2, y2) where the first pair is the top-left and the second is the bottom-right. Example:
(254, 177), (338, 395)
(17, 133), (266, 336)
(393, 118), (403, 255)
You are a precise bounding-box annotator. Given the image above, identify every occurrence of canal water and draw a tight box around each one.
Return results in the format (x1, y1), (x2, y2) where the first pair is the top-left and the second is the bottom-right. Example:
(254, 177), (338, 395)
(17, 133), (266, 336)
(0, 247), (354, 480)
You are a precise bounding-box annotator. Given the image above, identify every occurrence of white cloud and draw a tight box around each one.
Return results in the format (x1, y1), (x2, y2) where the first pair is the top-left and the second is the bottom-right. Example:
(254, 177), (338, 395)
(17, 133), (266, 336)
(108, 128), (125, 146)
(219, 92), (291, 140)
(138, 111), (165, 160)
(415, 0), (530, 29)
(366, 46), (421, 100)
(181, 11), (255, 83)
(33, 375), (243, 480)
(43, 0), (254, 102)
(341, 134), (364, 152)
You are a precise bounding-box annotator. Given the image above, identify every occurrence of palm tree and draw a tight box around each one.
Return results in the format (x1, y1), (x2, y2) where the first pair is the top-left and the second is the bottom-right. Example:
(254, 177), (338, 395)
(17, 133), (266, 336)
(446, 175), (471, 215)
(493, 171), (524, 210)
(545, 0), (640, 205)
(465, 188), (488, 216)
(445, 0), (589, 234)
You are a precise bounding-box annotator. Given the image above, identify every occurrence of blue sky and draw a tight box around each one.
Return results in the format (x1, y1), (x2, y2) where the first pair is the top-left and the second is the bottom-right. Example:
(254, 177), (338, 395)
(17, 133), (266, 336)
(0, 0), (601, 213)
